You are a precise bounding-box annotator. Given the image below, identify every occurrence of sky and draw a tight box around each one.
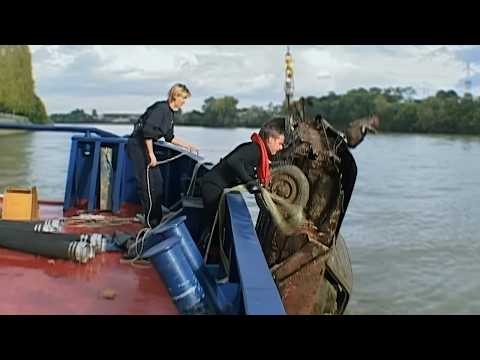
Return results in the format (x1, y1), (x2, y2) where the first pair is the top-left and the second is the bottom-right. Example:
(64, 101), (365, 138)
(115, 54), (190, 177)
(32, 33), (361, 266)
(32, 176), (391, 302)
(29, 45), (480, 115)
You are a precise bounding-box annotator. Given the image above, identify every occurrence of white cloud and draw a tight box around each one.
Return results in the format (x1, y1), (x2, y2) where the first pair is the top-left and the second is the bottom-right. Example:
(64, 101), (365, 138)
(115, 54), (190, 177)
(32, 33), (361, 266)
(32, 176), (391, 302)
(29, 45), (480, 114)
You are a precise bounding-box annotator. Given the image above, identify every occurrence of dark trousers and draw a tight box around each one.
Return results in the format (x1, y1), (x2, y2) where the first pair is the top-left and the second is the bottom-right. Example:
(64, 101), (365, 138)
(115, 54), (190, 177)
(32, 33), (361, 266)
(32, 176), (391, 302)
(127, 137), (164, 227)
(199, 180), (224, 256)
(200, 180), (224, 229)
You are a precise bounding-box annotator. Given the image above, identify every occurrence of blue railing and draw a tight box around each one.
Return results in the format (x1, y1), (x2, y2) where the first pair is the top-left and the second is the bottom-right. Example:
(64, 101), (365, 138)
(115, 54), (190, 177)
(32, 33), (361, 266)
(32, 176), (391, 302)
(1, 122), (286, 314)
(64, 136), (129, 212)
(226, 193), (286, 315)
(0, 123), (118, 138)
(0, 123), (205, 213)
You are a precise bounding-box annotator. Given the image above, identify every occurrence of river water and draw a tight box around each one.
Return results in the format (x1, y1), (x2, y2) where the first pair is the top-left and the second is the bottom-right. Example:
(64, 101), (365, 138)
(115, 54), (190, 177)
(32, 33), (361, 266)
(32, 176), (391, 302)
(1, 124), (479, 314)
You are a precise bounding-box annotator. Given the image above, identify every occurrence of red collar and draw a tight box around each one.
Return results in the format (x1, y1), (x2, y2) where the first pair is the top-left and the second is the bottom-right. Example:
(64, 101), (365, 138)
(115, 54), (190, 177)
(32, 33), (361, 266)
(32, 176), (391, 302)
(251, 133), (270, 185)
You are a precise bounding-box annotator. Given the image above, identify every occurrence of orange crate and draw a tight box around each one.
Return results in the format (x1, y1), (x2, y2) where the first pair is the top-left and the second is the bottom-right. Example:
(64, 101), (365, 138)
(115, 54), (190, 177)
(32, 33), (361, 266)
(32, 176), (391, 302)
(2, 186), (39, 221)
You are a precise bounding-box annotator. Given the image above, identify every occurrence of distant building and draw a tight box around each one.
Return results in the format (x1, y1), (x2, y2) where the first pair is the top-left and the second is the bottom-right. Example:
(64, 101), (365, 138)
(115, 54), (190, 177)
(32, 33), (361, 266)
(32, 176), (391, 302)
(100, 113), (140, 123)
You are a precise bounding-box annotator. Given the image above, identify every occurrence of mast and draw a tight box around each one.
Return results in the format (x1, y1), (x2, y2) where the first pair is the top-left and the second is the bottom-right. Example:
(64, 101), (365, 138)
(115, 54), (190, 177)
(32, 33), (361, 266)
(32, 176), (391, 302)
(284, 45), (295, 143)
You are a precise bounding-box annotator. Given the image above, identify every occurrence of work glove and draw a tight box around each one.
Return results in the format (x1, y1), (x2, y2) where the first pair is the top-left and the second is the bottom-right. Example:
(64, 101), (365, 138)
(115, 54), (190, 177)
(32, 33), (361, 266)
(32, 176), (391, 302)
(246, 179), (262, 194)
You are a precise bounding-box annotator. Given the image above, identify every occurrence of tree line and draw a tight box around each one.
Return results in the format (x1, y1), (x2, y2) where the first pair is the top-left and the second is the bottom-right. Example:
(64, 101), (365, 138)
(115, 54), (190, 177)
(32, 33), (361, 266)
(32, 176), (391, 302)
(50, 109), (100, 123)
(0, 45), (48, 124)
(48, 87), (480, 135)
(176, 88), (480, 135)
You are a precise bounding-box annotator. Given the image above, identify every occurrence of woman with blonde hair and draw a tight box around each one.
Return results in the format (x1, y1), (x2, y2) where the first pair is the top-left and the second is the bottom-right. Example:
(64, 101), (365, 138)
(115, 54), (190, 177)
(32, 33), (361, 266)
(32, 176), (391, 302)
(127, 83), (198, 227)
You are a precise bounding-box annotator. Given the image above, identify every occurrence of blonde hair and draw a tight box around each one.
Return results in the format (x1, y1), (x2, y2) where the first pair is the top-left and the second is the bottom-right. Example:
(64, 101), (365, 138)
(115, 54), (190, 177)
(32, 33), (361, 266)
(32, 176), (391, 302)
(168, 83), (191, 102)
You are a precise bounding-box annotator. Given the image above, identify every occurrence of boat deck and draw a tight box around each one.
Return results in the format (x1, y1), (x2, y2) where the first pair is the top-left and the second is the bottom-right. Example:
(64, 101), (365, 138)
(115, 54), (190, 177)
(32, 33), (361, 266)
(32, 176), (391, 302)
(0, 197), (178, 315)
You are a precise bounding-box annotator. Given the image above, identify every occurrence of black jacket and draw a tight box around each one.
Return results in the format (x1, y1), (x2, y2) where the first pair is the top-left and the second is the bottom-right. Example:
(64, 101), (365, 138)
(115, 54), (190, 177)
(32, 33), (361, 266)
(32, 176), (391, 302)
(131, 101), (175, 142)
(202, 142), (260, 189)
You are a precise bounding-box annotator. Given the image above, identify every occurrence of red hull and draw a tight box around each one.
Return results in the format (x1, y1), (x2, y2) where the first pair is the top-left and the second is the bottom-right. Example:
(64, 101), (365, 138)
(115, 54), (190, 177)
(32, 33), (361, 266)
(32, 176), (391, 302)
(0, 196), (178, 315)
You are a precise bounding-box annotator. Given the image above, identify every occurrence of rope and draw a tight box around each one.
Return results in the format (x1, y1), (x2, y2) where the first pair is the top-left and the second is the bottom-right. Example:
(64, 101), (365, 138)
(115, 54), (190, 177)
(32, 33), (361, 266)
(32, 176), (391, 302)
(126, 165), (154, 263)
(153, 150), (212, 199)
(186, 159), (213, 197)
(126, 150), (208, 265)
(119, 257), (152, 268)
(259, 188), (308, 236)
(203, 183), (316, 280)
(126, 152), (185, 264)
(156, 152), (187, 165)
(204, 185), (246, 268)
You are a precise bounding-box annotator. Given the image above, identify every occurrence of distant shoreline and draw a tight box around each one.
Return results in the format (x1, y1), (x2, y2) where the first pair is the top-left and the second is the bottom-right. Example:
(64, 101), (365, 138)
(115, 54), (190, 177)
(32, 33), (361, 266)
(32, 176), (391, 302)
(0, 114), (33, 136)
(52, 122), (480, 137)
(52, 120), (261, 129)
(53, 120), (133, 125)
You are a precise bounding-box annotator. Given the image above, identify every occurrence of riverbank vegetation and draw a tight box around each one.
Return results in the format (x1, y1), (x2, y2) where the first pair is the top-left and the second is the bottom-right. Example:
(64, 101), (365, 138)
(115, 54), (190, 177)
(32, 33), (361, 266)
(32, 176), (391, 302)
(50, 87), (480, 135)
(0, 45), (48, 124)
(177, 88), (480, 135)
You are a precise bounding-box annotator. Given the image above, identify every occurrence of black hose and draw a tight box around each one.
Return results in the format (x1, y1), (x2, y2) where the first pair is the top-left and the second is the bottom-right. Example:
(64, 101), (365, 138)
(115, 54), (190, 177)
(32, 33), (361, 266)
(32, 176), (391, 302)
(0, 219), (66, 233)
(0, 227), (74, 259)
(0, 220), (43, 230)
(0, 220), (107, 253)
(0, 222), (78, 241)
(0, 226), (94, 262)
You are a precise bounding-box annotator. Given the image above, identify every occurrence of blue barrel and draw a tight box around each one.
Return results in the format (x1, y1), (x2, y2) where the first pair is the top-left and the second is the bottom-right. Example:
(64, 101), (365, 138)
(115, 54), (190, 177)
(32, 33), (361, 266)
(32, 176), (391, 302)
(148, 216), (188, 239)
(143, 216), (203, 270)
(171, 221), (203, 272)
(141, 216), (187, 253)
(175, 221), (234, 314)
(142, 237), (210, 315)
(144, 216), (234, 314)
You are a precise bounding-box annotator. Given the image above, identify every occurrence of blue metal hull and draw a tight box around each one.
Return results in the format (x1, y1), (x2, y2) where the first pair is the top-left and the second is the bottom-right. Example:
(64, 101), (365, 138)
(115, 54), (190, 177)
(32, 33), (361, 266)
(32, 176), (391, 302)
(0, 123), (286, 315)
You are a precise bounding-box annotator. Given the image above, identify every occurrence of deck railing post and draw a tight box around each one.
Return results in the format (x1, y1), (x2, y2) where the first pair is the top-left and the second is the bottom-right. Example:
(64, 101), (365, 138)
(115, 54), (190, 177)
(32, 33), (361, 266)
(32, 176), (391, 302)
(112, 141), (126, 213)
(87, 140), (101, 212)
(63, 138), (79, 211)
